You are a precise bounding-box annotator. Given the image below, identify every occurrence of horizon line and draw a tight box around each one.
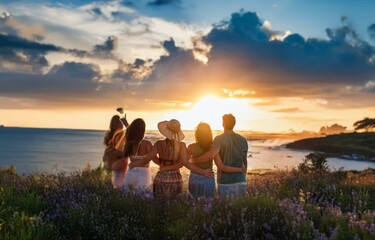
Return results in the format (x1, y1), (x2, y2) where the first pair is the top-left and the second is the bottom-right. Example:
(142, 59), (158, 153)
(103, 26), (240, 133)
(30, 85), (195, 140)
(0, 125), (335, 134)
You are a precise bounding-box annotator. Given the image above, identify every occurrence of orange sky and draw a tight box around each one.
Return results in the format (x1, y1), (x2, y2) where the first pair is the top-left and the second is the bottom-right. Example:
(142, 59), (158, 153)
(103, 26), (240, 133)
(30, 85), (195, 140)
(1, 3), (375, 132)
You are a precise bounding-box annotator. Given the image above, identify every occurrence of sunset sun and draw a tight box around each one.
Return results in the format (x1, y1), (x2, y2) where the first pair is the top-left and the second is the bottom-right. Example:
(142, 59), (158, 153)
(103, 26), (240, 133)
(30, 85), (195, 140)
(175, 95), (255, 130)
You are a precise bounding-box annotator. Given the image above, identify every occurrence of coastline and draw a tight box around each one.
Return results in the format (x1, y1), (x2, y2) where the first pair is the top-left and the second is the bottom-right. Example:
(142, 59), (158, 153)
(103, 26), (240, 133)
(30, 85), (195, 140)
(285, 132), (375, 162)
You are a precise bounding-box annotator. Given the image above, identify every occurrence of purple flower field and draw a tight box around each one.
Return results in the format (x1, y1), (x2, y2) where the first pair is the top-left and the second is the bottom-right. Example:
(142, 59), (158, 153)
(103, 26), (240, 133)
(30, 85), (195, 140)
(0, 166), (374, 239)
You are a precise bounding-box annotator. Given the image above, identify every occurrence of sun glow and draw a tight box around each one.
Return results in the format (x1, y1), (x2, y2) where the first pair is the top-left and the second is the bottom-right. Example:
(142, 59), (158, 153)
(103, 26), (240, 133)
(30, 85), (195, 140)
(176, 95), (254, 130)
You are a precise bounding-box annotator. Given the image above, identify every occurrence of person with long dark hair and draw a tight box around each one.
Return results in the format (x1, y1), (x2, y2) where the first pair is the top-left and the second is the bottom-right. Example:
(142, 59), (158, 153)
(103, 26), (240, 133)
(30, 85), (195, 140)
(103, 115), (128, 188)
(122, 118), (154, 191)
(185, 122), (244, 198)
(191, 114), (248, 198)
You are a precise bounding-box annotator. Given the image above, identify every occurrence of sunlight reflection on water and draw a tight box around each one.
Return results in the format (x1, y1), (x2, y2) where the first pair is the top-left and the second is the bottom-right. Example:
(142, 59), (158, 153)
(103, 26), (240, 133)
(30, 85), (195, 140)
(0, 128), (374, 174)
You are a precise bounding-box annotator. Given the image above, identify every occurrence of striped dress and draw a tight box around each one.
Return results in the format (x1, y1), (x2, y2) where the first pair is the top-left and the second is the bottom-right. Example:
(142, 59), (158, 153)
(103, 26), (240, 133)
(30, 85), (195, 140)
(153, 158), (182, 199)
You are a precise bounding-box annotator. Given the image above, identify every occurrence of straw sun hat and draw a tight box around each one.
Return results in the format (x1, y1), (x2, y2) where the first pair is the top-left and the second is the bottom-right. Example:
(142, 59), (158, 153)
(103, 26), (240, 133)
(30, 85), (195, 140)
(158, 119), (185, 141)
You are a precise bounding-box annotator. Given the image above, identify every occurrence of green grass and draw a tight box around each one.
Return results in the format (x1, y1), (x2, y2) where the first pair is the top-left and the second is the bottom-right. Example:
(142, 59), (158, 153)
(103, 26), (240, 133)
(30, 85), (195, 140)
(0, 166), (374, 239)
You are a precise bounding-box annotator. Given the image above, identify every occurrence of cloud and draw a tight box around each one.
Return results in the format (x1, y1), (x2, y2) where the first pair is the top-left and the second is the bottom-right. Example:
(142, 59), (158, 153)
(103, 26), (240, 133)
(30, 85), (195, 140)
(364, 80), (375, 92)
(0, 32), (107, 73)
(1, 8), (375, 112)
(0, 61), (99, 95)
(4, 1), (199, 63)
(112, 58), (153, 83)
(272, 108), (299, 113)
(0, 33), (61, 51)
(0, 11), (44, 41)
(0, 61), (124, 109)
(368, 23), (375, 42)
(206, 11), (375, 85)
(126, 11), (375, 108)
(93, 36), (118, 58)
(148, 0), (181, 6)
(0, 33), (62, 73)
(0, 30), (126, 74)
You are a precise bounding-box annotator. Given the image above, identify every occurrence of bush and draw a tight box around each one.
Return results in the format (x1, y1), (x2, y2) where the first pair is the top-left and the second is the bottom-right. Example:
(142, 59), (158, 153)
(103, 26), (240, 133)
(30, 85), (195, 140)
(298, 152), (329, 173)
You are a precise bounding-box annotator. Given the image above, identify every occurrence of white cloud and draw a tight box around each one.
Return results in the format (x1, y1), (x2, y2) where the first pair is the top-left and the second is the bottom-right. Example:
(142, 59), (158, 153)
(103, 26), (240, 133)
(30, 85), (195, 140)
(365, 80), (375, 91)
(5, 1), (208, 64)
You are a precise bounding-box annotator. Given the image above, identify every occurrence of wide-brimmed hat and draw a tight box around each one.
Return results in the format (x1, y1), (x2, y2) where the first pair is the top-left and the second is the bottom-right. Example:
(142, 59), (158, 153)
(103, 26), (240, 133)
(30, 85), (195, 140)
(158, 119), (185, 141)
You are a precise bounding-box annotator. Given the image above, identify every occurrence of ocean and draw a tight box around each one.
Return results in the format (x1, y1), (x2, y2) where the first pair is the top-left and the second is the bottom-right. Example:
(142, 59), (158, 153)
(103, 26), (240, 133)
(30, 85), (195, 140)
(0, 127), (374, 174)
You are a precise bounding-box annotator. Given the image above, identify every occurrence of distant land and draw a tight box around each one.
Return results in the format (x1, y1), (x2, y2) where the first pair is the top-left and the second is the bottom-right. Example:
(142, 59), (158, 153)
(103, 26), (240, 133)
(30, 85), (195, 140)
(241, 130), (321, 141)
(286, 132), (375, 161)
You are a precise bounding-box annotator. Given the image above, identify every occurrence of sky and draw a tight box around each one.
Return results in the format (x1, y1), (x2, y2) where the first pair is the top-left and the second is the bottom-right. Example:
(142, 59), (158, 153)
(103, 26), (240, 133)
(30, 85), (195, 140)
(0, 0), (375, 132)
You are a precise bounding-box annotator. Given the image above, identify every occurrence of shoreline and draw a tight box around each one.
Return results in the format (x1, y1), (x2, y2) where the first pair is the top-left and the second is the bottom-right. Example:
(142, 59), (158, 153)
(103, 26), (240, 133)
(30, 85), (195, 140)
(285, 132), (375, 162)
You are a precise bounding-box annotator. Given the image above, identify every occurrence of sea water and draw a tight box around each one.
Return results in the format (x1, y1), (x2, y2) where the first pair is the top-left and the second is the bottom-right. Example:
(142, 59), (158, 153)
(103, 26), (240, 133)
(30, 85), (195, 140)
(0, 127), (374, 174)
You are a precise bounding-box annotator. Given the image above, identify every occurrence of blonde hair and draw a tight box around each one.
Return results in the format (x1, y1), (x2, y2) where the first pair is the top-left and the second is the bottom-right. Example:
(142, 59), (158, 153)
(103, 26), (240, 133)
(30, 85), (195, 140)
(164, 138), (180, 160)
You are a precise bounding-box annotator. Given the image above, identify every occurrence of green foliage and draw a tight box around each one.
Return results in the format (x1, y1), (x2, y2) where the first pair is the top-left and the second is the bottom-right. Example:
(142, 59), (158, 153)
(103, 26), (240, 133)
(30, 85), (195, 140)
(286, 132), (375, 158)
(0, 175), (55, 239)
(0, 167), (375, 239)
(298, 152), (329, 173)
(353, 117), (375, 132)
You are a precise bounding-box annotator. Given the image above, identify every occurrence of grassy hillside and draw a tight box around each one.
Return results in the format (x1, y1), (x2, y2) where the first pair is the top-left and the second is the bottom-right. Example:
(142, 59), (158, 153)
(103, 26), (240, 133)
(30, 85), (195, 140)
(1, 167), (375, 239)
(286, 132), (375, 159)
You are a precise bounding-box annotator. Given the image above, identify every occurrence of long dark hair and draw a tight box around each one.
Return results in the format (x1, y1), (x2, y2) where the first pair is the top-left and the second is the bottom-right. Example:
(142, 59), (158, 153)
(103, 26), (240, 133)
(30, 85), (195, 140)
(195, 122), (213, 152)
(104, 115), (123, 146)
(123, 118), (146, 157)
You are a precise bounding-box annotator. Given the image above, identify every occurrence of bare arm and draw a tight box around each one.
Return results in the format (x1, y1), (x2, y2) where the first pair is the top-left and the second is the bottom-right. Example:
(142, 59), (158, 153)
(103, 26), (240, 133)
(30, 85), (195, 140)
(120, 114), (129, 128)
(190, 146), (219, 163)
(111, 157), (128, 171)
(160, 161), (183, 171)
(128, 142), (159, 168)
(110, 132), (128, 171)
(214, 154), (244, 173)
(159, 142), (185, 171)
(183, 144), (214, 177)
(243, 153), (247, 170)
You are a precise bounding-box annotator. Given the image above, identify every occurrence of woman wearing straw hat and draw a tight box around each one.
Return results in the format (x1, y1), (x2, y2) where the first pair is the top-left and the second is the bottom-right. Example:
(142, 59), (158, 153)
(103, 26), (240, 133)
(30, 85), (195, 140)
(129, 119), (212, 198)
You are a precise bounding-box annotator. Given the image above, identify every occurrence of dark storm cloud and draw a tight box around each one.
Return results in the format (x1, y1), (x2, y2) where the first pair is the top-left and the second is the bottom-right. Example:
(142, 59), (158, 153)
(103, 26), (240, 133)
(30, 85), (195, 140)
(148, 0), (181, 6)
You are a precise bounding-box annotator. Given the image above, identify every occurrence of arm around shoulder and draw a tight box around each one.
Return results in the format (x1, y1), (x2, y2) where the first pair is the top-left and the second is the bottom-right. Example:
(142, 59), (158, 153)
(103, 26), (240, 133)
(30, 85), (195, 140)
(190, 146), (219, 163)
(214, 154), (243, 173)
(129, 141), (158, 168)
(159, 142), (185, 171)
(184, 143), (214, 177)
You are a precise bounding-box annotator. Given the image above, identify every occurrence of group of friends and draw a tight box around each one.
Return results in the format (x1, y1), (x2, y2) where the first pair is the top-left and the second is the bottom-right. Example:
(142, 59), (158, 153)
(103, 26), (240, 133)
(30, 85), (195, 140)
(103, 113), (248, 199)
